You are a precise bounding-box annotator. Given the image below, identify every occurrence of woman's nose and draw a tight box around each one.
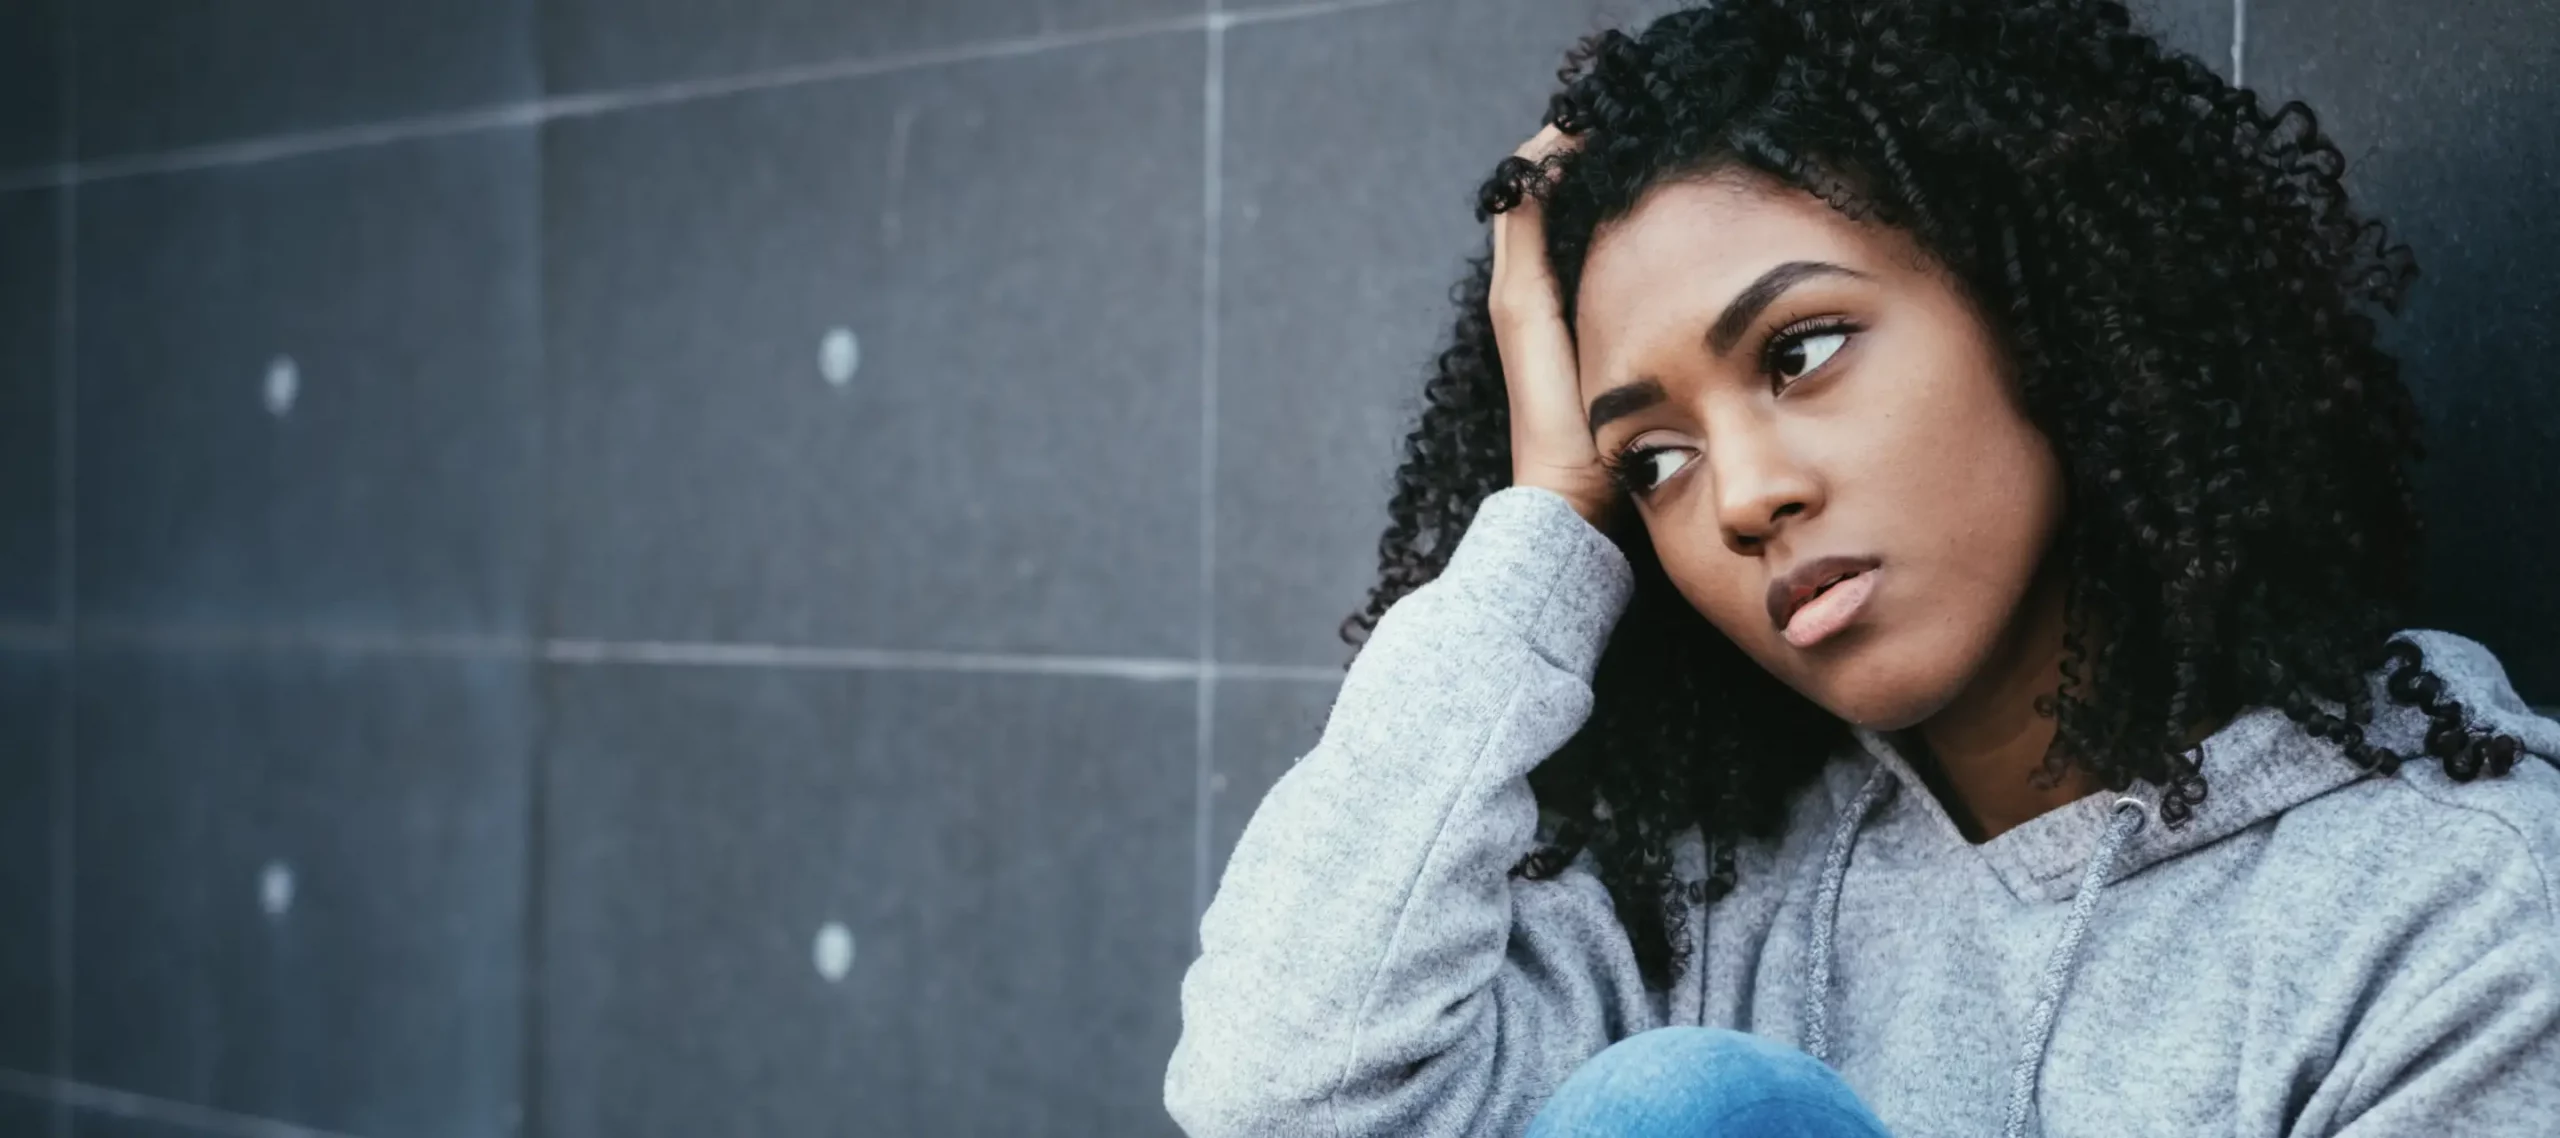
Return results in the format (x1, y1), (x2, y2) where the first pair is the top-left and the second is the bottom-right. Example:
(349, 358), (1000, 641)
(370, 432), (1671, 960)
(1707, 425), (1820, 554)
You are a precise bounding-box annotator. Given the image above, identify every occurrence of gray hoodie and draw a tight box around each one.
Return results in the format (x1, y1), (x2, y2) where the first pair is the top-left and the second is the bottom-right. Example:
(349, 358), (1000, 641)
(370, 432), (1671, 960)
(1166, 486), (2560, 1137)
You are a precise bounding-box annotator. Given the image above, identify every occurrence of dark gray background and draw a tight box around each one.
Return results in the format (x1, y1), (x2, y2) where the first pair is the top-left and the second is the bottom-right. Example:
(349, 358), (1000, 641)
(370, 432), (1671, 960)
(0, 1), (2552, 1135)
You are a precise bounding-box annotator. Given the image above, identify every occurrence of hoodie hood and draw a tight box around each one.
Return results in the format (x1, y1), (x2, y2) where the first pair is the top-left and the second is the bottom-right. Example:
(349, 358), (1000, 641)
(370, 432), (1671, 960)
(1798, 627), (2560, 1138)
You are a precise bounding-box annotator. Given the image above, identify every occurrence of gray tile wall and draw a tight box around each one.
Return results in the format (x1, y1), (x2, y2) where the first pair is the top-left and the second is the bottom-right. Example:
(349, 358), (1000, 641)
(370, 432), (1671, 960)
(2250, 0), (2560, 701)
(542, 35), (1205, 657)
(74, 134), (543, 638)
(0, 0), (61, 174)
(0, 189), (58, 623)
(69, 0), (537, 162)
(0, 1), (2549, 1136)
(538, 664), (1192, 1136)
(70, 648), (531, 1137)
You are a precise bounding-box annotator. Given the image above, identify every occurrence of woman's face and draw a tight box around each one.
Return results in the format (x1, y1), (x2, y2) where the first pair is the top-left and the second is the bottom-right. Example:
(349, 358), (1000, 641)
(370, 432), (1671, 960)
(1572, 171), (2067, 730)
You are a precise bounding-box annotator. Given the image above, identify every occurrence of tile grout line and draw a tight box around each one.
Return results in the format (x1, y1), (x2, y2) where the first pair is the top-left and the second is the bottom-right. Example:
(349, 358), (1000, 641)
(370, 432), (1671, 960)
(517, 44), (555, 1134)
(74, 623), (531, 660)
(548, 637), (1203, 680)
(47, 9), (78, 1132)
(2231, 0), (2247, 87)
(0, 1069), (369, 1138)
(0, 17), (1182, 191)
(533, 12), (1213, 125)
(1195, 1), (1229, 938)
(1216, 661), (1345, 683)
(49, 621), (1347, 682)
(516, 644), (550, 1138)
(1227, 0), (1420, 28)
(0, 0), (1427, 195)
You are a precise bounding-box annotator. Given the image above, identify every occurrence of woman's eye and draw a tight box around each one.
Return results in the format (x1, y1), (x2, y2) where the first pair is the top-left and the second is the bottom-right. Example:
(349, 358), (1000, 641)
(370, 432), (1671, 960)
(1633, 447), (1693, 491)
(1773, 330), (1849, 383)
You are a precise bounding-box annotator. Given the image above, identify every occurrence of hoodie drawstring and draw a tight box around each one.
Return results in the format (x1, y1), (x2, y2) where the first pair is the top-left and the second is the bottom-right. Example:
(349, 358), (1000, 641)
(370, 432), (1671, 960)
(1999, 794), (2148, 1138)
(1799, 762), (2154, 1138)
(1801, 763), (1896, 1065)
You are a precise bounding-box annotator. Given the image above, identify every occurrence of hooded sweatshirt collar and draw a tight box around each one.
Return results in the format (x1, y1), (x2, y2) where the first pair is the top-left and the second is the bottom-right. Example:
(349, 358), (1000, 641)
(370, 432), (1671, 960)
(1795, 628), (2560, 1137)
(1844, 703), (2363, 904)
(1839, 627), (2560, 903)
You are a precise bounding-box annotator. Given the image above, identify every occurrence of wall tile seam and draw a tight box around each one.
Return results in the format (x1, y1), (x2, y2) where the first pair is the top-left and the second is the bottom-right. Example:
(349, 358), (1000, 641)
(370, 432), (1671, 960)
(1196, 0), (1228, 929)
(13, 623), (1346, 683)
(0, 1069), (366, 1138)
(0, 0), (1427, 194)
(46, 19), (80, 1135)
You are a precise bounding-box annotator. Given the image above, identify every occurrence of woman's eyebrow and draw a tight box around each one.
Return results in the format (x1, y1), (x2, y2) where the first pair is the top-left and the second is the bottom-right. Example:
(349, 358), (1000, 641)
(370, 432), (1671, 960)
(1586, 378), (1667, 436)
(1705, 260), (1871, 356)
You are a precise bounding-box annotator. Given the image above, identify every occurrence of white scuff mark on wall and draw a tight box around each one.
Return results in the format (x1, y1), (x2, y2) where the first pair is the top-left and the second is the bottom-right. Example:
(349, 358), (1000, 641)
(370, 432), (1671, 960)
(820, 327), (860, 387)
(814, 920), (856, 981)
(264, 355), (299, 417)
(259, 861), (295, 917)
(883, 104), (921, 249)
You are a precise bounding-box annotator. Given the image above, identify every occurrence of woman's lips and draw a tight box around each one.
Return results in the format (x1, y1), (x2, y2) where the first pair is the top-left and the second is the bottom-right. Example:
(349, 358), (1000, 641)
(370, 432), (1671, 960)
(1768, 554), (1882, 637)
(1780, 568), (1878, 648)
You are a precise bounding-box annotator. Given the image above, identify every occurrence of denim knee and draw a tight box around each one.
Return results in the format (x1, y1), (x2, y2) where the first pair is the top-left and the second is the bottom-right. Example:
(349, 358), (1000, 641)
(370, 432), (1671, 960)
(1525, 1027), (1892, 1138)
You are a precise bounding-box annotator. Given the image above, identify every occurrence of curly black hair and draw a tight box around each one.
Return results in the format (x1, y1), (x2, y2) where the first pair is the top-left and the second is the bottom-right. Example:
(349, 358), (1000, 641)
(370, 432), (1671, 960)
(1339, 0), (2533, 992)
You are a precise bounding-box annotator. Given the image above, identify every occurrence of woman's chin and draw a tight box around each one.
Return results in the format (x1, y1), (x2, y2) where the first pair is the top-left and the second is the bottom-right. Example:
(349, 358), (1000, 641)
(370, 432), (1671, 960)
(1775, 634), (1969, 733)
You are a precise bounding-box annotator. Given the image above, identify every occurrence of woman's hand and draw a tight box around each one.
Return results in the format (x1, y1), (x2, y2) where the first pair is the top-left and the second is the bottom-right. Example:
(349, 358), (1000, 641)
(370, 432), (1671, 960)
(1491, 125), (1618, 526)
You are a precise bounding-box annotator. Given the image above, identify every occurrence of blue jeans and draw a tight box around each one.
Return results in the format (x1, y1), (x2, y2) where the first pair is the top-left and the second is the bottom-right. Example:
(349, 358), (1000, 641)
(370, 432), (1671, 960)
(1525, 1027), (1895, 1138)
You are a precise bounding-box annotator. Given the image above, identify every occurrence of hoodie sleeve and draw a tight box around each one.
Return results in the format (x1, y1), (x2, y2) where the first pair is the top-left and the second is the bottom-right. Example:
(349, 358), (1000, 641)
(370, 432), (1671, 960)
(1164, 486), (1663, 1138)
(2307, 776), (2560, 1138)
(2313, 929), (2560, 1136)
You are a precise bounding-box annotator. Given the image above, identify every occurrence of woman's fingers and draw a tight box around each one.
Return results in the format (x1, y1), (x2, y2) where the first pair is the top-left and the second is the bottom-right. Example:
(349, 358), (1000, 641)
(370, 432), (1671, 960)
(1489, 125), (1617, 524)
(1491, 125), (1573, 318)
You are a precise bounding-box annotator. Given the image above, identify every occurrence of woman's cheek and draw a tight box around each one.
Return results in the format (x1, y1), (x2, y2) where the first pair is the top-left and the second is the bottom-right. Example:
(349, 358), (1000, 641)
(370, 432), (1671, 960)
(1658, 547), (1764, 647)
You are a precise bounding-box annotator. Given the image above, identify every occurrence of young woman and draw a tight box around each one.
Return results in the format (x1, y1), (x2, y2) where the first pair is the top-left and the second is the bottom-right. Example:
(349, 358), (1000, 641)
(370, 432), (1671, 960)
(1166, 1), (2560, 1136)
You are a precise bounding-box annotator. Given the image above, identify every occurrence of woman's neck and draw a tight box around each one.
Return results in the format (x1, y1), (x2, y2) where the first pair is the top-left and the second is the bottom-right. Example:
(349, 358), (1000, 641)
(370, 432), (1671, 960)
(1910, 554), (2098, 845)
(1906, 560), (2224, 844)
